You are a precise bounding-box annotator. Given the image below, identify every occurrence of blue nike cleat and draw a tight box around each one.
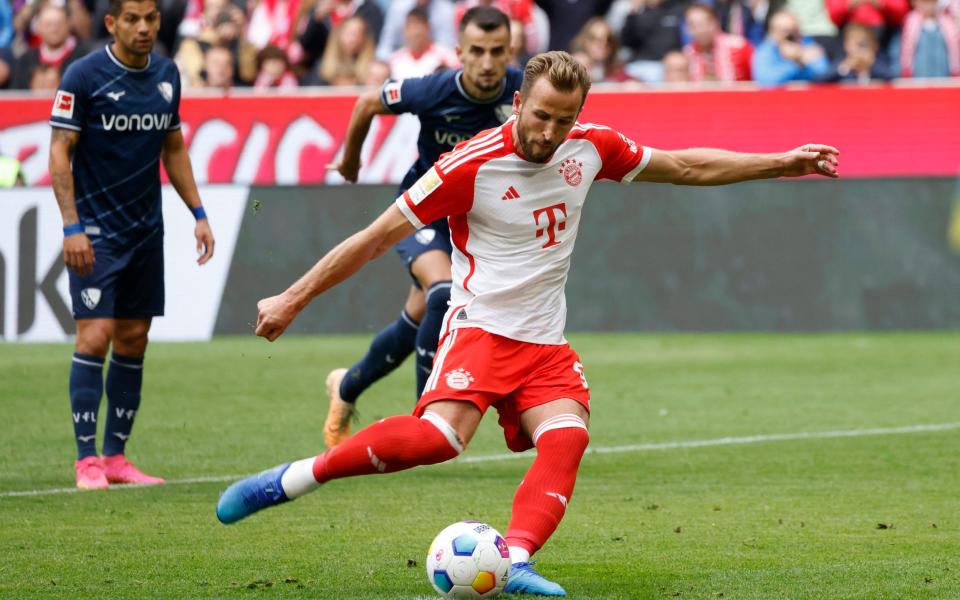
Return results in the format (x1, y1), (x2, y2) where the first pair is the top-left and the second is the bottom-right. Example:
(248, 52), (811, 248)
(503, 561), (567, 596)
(216, 463), (292, 524)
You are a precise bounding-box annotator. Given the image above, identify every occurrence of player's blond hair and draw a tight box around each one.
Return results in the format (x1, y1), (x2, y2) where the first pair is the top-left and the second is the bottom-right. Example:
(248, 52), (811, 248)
(520, 51), (592, 106)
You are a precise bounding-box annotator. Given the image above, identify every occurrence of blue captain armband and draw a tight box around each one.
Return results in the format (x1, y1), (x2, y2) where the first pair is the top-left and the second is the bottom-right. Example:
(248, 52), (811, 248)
(191, 206), (207, 220)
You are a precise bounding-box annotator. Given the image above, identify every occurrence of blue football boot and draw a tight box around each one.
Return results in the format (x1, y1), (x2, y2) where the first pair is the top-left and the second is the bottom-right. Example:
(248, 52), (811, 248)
(216, 463), (291, 524)
(504, 561), (567, 596)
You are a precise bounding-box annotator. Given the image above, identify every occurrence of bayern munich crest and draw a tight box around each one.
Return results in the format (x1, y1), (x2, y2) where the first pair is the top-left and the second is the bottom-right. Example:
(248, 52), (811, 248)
(444, 368), (475, 390)
(558, 158), (583, 187)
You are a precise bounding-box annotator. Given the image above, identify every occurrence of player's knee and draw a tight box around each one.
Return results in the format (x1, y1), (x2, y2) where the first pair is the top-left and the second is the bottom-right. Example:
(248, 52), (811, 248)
(532, 414), (590, 451)
(411, 251), (452, 288)
(421, 411), (467, 457)
(425, 281), (451, 312)
(113, 326), (150, 356)
(76, 323), (112, 357)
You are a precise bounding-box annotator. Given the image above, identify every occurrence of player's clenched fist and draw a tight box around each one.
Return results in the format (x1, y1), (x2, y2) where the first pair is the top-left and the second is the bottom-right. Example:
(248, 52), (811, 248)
(256, 294), (298, 341)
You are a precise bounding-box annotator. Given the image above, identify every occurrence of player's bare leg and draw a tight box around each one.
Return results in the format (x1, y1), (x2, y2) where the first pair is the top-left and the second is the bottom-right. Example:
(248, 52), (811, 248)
(409, 249), (453, 397)
(71, 319), (114, 489)
(324, 286), (426, 448)
(100, 318), (164, 485)
(217, 400), (481, 524)
(503, 398), (591, 597)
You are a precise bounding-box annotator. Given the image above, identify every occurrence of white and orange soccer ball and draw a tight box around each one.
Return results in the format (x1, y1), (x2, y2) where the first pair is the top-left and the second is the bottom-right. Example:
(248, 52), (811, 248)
(426, 521), (511, 598)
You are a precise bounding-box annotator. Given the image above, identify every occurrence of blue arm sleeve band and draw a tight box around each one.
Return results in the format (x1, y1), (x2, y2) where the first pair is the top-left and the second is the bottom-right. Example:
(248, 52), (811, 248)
(63, 223), (84, 237)
(191, 206), (207, 220)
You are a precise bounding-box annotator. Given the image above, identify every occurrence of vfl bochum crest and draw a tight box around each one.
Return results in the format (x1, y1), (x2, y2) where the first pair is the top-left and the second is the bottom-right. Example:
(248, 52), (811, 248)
(494, 104), (513, 124)
(157, 82), (173, 103)
(80, 288), (101, 310)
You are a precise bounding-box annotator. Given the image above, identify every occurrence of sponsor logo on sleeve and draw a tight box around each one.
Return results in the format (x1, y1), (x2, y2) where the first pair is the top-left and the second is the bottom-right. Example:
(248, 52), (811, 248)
(52, 91), (75, 119)
(384, 81), (403, 105)
(407, 166), (442, 205)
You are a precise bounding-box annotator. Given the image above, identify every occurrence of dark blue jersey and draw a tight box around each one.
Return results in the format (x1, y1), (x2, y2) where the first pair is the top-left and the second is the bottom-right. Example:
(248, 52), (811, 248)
(380, 66), (522, 192)
(50, 45), (181, 248)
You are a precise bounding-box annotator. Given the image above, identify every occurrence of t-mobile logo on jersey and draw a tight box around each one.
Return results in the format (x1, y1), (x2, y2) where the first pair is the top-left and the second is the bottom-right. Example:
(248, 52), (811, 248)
(533, 203), (567, 249)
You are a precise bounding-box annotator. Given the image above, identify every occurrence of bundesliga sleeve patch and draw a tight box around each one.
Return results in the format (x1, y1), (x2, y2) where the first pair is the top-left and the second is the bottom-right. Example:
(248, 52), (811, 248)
(408, 167), (443, 205)
(383, 81), (403, 105)
(52, 90), (75, 119)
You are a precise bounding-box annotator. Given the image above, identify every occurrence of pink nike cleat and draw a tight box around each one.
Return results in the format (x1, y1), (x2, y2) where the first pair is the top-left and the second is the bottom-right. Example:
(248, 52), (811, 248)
(75, 456), (109, 490)
(101, 454), (166, 485)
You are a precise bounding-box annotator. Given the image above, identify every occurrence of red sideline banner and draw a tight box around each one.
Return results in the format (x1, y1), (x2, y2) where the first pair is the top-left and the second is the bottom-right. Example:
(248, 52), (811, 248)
(1, 84), (958, 186)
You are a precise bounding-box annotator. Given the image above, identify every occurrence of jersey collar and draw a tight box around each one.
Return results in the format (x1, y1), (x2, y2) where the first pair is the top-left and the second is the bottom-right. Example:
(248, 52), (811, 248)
(105, 44), (152, 72)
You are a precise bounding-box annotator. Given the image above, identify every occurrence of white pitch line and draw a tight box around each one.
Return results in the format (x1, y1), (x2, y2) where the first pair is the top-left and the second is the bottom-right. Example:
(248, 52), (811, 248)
(2, 422), (957, 498)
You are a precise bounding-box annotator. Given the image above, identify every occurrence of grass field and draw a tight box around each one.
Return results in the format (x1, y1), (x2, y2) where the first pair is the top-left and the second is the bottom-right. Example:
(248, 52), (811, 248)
(1, 333), (958, 599)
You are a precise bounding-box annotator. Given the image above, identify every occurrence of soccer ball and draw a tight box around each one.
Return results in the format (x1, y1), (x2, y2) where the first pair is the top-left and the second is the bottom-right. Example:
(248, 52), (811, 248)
(426, 521), (511, 598)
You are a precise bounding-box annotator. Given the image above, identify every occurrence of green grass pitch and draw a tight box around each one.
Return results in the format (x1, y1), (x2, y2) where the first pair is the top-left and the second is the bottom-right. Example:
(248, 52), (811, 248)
(1, 333), (958, 599)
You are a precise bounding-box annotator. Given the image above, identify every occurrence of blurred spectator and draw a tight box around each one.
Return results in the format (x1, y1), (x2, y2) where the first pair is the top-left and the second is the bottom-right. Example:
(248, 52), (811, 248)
(175, 0), (256, 87)
(254, 43), (298, 89)
(619, 0), (687, 82)
(11, 2), (85, 89)
(570, 17), (632, 81)
(315, 14), (375, 85)
(0, 46), (12, 88)
(1, 0), (14, 48)
(683, 3), (753, 81)
(752, 9), (830, 85)
(783, 0), (840, 59)
(28, 60), (58, 89)
(200, 44), (236, 90)
(0, 154), (24, 187)
(820, 22), (894, 81)
(298, 0), (384, 71)
(377, 0), (456, 61)
(715, 0), (777, 47)
(893, 0), (959, 77)
(661, 48), (691, 80)
(364, 58), (389, 85)
(388, 6), (458, 78)
(534, 0), (615, 52)
(826, 0), (909, 50)
(246, 0), (306, 55)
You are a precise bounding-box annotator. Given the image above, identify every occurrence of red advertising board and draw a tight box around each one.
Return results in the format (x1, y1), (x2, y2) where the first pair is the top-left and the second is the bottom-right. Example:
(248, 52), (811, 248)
(1, 84), (958, 186)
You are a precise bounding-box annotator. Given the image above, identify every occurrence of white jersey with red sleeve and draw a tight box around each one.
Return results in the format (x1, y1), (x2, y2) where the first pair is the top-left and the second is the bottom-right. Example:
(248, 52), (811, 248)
(395, 118), (652, 344)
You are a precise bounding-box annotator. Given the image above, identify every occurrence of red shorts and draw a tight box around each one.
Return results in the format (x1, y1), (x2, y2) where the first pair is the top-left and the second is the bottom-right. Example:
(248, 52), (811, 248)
(414, 327), (591, 452)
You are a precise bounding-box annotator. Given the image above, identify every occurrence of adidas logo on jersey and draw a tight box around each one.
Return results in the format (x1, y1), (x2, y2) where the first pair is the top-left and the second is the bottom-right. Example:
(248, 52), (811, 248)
(501, 186), (520, 201)
(101, 112), (173, 132)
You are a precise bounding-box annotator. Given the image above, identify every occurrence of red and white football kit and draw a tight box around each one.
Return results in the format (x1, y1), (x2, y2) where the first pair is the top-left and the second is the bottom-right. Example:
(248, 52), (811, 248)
(395, 117), (652, 451)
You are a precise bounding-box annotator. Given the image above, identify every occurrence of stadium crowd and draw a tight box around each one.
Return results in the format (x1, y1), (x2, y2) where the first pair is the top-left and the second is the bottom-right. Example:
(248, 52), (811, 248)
(0, 0), (958, 92)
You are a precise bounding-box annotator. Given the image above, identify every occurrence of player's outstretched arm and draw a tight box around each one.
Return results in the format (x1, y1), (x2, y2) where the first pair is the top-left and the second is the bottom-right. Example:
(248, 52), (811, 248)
(255, 204), (416, 342)
(325, 89), (393, 183)
(162, 129), (215, 265)
(634, 144), (840, 186)
(49, 127), (95, 276)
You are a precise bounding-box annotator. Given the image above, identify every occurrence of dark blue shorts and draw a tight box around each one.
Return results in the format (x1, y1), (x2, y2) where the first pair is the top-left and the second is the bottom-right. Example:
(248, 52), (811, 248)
(69, 237), (165, 320)
(395, 218), (452, 287)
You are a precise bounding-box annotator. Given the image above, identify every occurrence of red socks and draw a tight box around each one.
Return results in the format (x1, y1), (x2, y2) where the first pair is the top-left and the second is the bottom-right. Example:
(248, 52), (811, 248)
(313, 414), (460, 484)
(505, 426), (590, 554)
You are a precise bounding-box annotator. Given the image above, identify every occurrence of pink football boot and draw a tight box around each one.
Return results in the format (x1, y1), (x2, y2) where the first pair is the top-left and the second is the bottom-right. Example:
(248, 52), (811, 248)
(75, 456), (109, 490)
(102, 454), (166, 485)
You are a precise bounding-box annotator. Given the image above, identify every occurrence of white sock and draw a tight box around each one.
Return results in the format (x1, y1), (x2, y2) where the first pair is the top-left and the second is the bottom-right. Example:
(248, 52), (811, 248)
(279, 457), (321, 499)
(509, 546), (530, 564)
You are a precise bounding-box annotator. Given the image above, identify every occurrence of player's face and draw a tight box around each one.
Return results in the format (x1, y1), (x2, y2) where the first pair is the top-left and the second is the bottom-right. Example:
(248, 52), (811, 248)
(457, 23), (512, 97)
(106, 0), (161, 58)
(512, 77), (583, 163)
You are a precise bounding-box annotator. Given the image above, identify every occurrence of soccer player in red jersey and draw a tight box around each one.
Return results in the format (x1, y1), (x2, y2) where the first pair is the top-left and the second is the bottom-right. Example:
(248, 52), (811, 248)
(217, 51), (839, 596)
